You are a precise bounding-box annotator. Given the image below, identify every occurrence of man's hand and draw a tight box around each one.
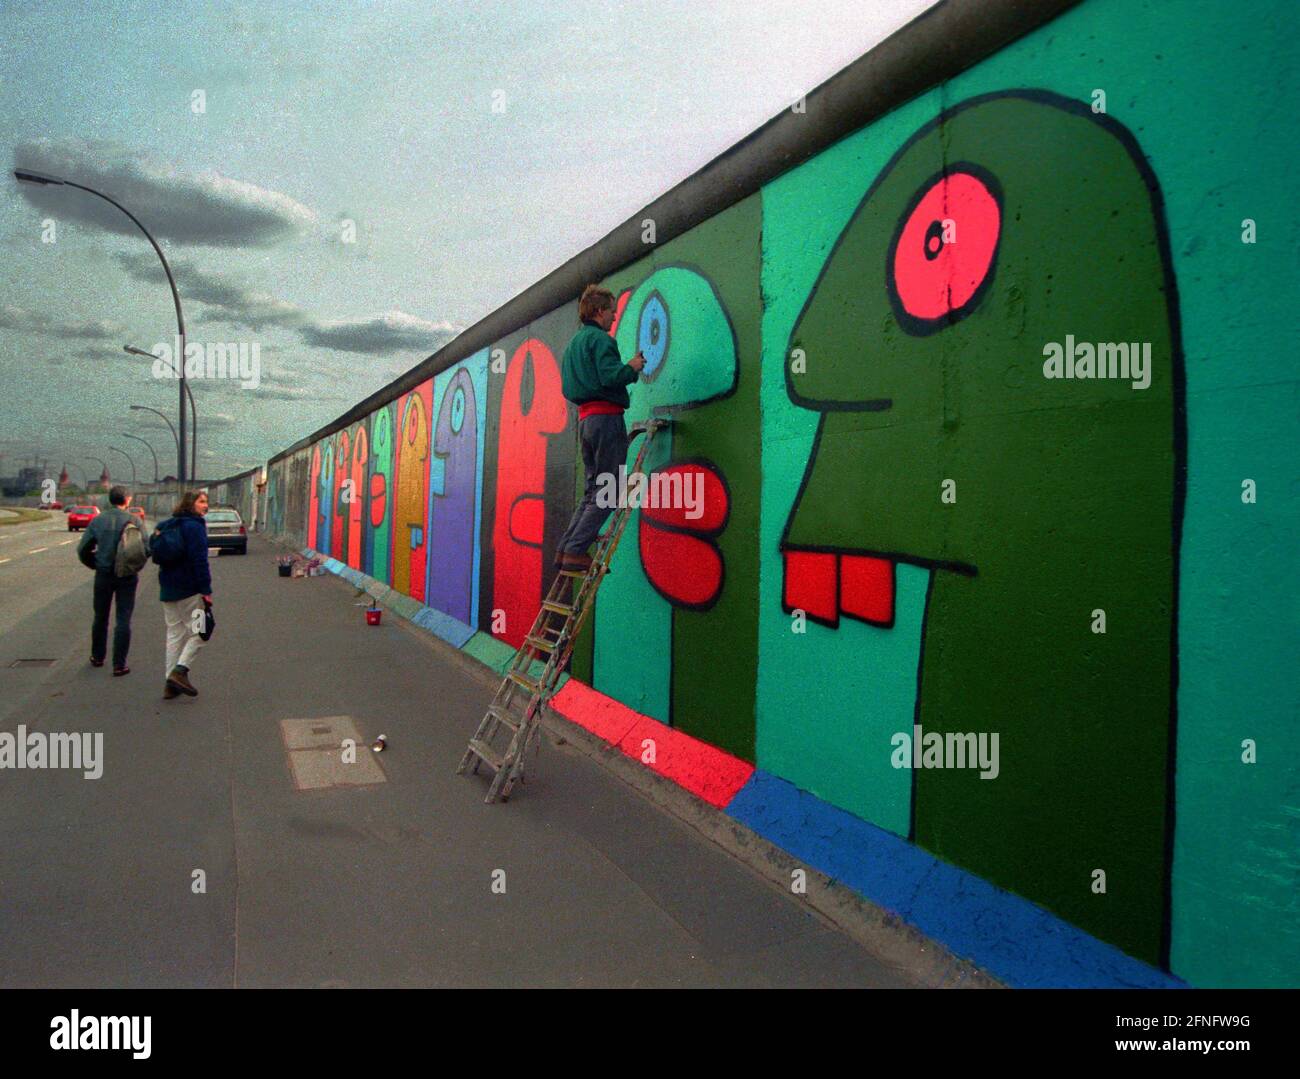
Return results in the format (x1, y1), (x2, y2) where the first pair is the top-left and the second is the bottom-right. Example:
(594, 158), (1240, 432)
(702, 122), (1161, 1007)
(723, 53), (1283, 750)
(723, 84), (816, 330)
(627, 352), (646, 373)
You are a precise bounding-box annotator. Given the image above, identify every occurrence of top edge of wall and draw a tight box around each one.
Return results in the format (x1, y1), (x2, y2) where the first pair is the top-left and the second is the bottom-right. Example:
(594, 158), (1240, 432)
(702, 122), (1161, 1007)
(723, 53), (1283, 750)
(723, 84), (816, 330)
(259, 0), (1081, 469)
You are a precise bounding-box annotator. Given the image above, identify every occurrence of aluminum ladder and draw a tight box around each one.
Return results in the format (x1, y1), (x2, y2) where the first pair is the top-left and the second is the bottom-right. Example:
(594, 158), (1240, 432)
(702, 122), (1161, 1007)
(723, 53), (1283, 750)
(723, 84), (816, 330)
(456, 418), (668, 802)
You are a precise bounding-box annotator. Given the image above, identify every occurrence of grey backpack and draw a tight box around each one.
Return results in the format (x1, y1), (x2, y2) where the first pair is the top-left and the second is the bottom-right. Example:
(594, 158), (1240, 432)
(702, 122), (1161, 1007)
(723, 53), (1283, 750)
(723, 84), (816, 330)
(114, 519), (149, 577)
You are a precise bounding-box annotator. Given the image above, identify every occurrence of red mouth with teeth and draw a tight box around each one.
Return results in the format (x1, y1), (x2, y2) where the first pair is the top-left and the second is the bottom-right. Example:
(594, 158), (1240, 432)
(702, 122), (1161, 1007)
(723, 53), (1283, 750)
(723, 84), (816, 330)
(782, 549), (896, 628)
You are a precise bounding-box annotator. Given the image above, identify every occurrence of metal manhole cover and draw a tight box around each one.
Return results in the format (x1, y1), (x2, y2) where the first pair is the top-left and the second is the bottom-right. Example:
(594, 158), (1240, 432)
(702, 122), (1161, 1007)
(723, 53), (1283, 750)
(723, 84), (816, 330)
(10, 659), (56, 668)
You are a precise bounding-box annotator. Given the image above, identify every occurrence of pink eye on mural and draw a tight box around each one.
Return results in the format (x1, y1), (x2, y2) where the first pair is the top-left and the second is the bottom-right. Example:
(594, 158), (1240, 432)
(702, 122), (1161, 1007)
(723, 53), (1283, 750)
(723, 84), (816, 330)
(888, 167), (1001, 333)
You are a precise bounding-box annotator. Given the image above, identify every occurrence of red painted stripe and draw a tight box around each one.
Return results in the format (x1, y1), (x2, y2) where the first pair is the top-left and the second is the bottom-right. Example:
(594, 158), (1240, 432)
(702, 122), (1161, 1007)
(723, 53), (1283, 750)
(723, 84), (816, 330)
(550, 680), (641, 744)
(550, 680), (754, 808)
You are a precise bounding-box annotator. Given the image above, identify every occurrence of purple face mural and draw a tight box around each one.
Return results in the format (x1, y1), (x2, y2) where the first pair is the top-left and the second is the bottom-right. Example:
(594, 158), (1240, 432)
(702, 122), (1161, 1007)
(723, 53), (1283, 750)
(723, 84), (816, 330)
(426, 366), (478, 624)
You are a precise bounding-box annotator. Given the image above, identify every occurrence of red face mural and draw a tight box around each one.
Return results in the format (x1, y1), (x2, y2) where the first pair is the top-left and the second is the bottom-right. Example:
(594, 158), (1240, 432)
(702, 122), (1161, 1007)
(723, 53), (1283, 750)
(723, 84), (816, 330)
(491, 339), (568, 647)
(332, 430), (349, 560)
(349, 425), (367, 570)
(307, 445), (321, 550)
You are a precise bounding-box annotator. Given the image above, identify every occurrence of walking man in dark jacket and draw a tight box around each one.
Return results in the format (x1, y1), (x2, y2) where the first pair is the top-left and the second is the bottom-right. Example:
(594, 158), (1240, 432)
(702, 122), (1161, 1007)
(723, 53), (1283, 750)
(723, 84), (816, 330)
(555, 285), (645, 572)
(154, 489), (212, 699)
(77, 485), (145, 676)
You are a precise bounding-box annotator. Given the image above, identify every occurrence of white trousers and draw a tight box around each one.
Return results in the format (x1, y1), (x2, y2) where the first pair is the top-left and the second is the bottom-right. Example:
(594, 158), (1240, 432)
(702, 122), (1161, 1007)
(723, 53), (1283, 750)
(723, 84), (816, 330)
(163, 594), (207, 676)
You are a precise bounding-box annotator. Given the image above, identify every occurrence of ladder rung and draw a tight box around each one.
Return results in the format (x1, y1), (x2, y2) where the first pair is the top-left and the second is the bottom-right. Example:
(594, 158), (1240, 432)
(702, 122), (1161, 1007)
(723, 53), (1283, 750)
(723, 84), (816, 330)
(507, 670), (541, 693)
(558, 568), (587, 578)
(524, 634), (555, 653)
(541, 600), (573, 615)
(486, 705), (520, 731)
(468, 738), (503, 771)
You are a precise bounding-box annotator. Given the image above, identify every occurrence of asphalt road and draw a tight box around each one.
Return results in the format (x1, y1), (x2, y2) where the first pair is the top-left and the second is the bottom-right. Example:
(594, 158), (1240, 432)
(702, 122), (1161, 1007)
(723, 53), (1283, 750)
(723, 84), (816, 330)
(0, 533), (923, 988)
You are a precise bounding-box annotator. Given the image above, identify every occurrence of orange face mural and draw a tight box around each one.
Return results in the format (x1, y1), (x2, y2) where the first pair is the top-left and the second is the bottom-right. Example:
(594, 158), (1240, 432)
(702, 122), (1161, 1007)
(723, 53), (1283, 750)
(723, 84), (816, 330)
(392, 385), (430, 599)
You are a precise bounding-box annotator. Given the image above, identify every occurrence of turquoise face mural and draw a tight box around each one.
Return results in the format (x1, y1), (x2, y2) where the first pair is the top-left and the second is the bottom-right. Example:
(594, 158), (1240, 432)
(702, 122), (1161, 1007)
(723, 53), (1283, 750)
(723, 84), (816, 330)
(593, 266), (739, 723)
(369, 404), (394, 583)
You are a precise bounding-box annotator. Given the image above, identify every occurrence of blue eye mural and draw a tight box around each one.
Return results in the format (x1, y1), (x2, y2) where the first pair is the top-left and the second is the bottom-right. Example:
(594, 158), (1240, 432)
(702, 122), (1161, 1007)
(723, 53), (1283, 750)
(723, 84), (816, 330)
(637, 291), (669, 381)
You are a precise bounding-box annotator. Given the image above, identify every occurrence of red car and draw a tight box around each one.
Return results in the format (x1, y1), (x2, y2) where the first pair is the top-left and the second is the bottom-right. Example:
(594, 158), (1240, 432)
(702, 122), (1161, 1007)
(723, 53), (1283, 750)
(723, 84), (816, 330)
(67, 505), (100, 531)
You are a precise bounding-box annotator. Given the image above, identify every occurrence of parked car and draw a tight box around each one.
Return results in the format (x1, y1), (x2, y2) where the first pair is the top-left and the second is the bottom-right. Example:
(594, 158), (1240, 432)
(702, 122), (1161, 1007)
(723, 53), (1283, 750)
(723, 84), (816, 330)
(205, 506), (247, 555)
(48, 500), (63, 510)
(67, 505), (100, 531)
(127, 505), (146, 527)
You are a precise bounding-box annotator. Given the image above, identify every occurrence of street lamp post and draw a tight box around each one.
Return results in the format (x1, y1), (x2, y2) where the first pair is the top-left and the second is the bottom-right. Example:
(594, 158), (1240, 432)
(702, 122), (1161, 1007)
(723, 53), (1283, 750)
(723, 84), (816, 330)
(125, 345), (196, 474)
(129, 405), (179, 477)
(15, 168), (188, 482)
(120, 433), (158, 483)
(109, 446), (137, 486)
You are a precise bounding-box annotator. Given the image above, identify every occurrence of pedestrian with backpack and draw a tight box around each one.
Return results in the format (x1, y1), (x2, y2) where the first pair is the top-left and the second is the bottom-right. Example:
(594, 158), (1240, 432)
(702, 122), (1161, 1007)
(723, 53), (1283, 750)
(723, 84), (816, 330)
(77, 485), (149, 676)
(151, 490), (213, 699)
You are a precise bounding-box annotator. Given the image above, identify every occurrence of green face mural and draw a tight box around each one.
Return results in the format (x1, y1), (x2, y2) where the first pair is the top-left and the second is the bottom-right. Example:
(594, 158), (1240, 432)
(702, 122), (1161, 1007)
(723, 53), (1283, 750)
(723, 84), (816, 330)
(781, 92), (1183, 965)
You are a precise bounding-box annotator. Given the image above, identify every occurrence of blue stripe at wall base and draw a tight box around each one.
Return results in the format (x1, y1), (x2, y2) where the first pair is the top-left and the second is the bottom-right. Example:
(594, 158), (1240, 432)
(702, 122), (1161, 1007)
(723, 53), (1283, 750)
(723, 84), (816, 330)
(726, 771), (1186, 989)
(301, 548), (477, 649)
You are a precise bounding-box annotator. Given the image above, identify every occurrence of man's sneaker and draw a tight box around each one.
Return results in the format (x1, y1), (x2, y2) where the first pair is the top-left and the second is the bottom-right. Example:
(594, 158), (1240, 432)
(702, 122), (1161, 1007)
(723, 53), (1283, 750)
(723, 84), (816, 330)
(113, 666), (130, 677)
(90, 657), (105, 668)
(163, 682), (180, 700)
(167, 669), (198, 697)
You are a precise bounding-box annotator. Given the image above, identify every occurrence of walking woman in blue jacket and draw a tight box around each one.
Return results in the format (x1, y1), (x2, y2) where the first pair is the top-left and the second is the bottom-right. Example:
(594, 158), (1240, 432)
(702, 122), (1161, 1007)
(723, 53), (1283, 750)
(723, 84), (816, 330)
(154, 490), (213, 699)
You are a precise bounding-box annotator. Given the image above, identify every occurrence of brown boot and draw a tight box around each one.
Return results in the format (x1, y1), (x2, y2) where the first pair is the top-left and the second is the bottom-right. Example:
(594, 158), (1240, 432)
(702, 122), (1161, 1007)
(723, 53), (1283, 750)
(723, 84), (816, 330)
(167, 668), (198, 697)
(163, 682), (180, 700)
(558, 552), (593, 573)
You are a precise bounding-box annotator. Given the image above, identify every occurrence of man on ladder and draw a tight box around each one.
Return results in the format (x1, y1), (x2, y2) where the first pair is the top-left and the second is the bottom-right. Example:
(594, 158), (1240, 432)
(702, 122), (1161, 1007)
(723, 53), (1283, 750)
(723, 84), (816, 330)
(458, 284), (664, 802)
(554, 285), (645, 574)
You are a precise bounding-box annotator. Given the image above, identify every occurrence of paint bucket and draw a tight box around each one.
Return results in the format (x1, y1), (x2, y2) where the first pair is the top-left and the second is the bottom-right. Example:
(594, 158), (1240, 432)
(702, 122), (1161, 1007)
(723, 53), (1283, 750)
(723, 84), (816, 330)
(278, 564), (291, 577)
(365, 608), (382, 626)
(372, 735), (387, 753)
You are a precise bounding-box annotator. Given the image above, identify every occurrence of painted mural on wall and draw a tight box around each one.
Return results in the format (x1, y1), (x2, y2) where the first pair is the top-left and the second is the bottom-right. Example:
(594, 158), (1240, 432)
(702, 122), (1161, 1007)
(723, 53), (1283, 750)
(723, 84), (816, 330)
(488, 337), (570, 647)
(256, 0), (1297, 987)
(426, 354), (487, 627)
(779, 91), (1182, 966)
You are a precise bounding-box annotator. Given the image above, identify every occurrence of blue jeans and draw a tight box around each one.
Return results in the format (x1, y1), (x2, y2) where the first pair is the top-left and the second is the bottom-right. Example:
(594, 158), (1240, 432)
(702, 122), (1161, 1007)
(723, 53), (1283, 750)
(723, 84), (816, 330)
(92, 570), (138, 668)
(558, 413), (628, 555)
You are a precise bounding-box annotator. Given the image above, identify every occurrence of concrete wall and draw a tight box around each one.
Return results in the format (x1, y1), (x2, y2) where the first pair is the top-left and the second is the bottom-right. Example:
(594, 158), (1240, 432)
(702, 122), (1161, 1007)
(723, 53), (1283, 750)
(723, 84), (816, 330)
(241, 0), (1296, 986)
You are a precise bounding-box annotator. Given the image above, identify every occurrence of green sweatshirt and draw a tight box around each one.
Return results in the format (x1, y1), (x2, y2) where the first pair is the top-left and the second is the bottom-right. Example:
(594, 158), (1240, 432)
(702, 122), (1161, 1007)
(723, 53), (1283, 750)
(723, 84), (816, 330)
(560, 320), (638, 409)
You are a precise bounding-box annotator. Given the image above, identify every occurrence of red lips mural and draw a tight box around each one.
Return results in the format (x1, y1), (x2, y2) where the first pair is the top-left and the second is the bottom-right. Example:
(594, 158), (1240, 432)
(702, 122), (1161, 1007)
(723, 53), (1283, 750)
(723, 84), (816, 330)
(638, 461), (729, 610)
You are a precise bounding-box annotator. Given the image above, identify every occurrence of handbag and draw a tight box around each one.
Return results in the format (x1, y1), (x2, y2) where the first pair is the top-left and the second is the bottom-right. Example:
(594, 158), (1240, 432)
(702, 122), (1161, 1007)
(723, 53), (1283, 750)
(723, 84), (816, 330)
(199, 599), (216, 642)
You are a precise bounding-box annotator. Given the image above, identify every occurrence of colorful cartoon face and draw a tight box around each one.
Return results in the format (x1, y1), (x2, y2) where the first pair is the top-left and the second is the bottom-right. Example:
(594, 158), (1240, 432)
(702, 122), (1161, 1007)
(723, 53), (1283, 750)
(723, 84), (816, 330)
(781, 93), (1181, 964)
(613, 267), (738, 609)
(427, 365), (480, 624)
(492, 339), (568, 647)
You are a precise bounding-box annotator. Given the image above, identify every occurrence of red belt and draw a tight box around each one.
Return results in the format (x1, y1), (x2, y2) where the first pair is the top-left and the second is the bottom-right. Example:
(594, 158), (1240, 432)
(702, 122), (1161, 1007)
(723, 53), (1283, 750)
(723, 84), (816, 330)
(577, 401), (625, 420)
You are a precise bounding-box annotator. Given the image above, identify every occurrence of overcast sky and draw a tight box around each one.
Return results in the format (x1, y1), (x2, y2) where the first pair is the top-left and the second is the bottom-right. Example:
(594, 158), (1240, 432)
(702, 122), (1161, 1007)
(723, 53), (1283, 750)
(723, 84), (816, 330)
(0, 0), (937, 482)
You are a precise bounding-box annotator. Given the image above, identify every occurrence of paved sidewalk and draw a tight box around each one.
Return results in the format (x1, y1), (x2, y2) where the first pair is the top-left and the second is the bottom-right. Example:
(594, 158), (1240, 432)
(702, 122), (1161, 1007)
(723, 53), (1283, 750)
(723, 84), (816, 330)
(0, 536), (924, 987)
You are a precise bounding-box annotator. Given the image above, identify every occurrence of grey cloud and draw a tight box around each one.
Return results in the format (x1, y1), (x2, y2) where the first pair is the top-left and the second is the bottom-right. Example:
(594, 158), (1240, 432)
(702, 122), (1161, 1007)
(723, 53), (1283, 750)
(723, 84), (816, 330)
(113, 253), (459, 355)
(115, 252), (307, 332)
(297, 310), (457, 355)
(0, 305), (125, 340)
(14, 138), (318, 247)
